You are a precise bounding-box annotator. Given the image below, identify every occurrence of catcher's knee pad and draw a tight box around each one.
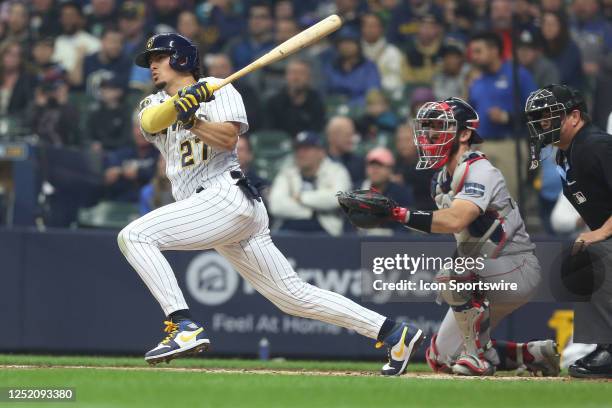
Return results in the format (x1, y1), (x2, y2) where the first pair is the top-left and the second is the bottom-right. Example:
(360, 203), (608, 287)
(434, 267), (475, 306)
(425, 334), (452, 373)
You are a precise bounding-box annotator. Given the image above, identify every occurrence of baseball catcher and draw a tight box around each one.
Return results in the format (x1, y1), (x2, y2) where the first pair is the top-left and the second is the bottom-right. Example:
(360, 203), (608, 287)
(339, 97), (560, 376)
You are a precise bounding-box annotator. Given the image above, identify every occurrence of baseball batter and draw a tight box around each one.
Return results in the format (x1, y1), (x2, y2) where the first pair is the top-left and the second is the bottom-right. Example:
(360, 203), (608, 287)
(117, 33), (424, 375)
(339, 98), (560, 376)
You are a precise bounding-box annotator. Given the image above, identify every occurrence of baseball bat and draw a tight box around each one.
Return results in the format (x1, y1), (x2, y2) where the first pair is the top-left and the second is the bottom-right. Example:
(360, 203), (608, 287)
(209, 14), (342, 92)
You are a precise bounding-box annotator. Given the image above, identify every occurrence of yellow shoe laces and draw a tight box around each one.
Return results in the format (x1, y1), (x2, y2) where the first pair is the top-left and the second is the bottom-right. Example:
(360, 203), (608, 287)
(161, 320), (179, 344)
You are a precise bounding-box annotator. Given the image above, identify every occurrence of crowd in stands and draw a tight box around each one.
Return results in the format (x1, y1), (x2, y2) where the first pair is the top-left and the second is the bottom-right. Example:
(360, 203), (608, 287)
(0, 0), (611, 237)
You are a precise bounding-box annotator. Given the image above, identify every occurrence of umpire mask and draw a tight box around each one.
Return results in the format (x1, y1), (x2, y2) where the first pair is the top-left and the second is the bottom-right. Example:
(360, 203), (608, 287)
(525, 84), (587, 170)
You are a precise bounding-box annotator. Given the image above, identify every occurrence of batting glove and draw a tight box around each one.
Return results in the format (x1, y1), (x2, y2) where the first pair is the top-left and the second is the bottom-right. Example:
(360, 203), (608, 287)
(179, 81), (215, 103)
(174, 94), (199, 129)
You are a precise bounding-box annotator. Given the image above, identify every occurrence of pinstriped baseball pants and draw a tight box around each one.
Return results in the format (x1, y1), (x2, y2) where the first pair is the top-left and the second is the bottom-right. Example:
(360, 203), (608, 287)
(117, 172), (386, 339)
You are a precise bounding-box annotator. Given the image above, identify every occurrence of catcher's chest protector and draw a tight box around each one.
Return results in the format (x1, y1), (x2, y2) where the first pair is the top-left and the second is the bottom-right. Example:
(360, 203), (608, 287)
(431, 151), (511, 258)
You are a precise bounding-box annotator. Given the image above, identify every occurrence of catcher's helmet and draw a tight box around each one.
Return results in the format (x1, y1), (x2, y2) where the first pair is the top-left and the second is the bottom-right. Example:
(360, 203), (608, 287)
(524, 84), (587, 170)
(135, 33), (199, 73)
(413, 97), (481, 170)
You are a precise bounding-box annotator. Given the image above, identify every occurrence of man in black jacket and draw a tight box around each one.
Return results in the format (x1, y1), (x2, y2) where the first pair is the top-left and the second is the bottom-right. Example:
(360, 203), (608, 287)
(264, 58), (325, 137)
(526, 84), (612, 378)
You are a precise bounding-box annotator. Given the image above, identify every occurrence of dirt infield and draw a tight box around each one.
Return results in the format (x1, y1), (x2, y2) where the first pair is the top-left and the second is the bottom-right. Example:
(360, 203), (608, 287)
(0, 364), (579, 381)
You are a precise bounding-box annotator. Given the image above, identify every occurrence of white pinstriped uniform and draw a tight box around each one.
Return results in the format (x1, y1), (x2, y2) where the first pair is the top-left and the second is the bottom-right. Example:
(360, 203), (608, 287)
(117, 77), (386, 339)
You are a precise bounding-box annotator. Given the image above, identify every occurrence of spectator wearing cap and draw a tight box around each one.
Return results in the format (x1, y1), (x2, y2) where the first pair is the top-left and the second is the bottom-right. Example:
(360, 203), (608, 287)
(70, 26), (131, 95)
(516, 29), (560, 88)
(387, 0), (443, 46)
(1, 2), (31, 51)
(541, 11), (585, 90)
(361, 13), (406, 99)
(269, 131), (351, 236)
(432, 41), (470, 101)
(393, 123), (435, 210)
(326, 115), (365, 185)
(30, 0), (61, 38)
(118, 1), (149, 56)
(402, 13), (444, 86)
(227, 3), (275, 71)
(355, 89), (399, 145)
(322, 27), (381, 106)
(358, 146), (414, 234)
(571, 0), (612, 77)
(264, 58), (325, 136)
(118, 1), (152, 90)
(28, 68), (80, 146)
(86, 76), (131, 151)
(0, 41), (35, 119)
(445, 2), (480, 44)
(53, 2), (101, 73)
(86, 0), (118, 38)
(467, 31), (537, 199)
(195, 0), (245, 54)
(207, 53), (263, 132)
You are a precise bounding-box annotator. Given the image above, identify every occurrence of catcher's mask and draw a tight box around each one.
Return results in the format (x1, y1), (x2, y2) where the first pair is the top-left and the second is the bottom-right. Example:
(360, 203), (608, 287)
(413, 97), (480, 170)
(524, 84), (587, 170)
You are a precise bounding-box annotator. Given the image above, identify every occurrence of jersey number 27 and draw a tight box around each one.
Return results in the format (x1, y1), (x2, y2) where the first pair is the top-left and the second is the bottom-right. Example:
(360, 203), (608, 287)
(180, 138), (211, 168)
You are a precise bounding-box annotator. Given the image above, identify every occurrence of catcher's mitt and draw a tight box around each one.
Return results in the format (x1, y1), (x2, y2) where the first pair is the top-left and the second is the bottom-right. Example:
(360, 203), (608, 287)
(336, 189), (397, 228)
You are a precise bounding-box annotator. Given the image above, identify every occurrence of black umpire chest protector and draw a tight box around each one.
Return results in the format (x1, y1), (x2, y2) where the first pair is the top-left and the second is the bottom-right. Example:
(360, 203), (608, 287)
(556, 124), (612, 230)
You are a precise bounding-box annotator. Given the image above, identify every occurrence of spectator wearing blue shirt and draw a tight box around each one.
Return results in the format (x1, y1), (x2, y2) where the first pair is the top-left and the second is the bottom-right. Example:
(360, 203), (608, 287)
(140, 156), (173, 215)
(104, 115), (158, 203)
(227, 3), (274, 71)
(538, 146), (563, 235)
(541, 11), (585, 90)
(571, 0), (612, 78)
(322, 28), (381, 106)
(468, 31), (537, 199)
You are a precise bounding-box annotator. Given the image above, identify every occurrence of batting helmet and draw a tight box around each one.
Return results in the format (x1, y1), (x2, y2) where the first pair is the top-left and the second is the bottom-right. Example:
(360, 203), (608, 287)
(135, 33), (199, 73)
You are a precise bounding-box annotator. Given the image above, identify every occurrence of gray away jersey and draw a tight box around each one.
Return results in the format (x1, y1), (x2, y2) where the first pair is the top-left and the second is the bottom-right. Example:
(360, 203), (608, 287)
(138, 77), (248, 201)
(436, 152), (535, 256)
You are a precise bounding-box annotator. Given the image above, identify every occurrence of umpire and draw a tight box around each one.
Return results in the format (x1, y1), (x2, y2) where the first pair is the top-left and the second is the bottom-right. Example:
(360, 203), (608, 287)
(525, 84), (612, 378)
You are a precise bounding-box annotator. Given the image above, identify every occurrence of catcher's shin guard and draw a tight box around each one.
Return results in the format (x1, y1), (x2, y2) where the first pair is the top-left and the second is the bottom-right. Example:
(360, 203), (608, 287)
(450, 299), (498, 376)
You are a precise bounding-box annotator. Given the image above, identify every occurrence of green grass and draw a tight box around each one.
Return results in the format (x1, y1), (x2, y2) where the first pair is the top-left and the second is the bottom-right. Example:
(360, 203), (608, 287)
(0, 353), (385, 372)
(0, 355), (610, 408)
